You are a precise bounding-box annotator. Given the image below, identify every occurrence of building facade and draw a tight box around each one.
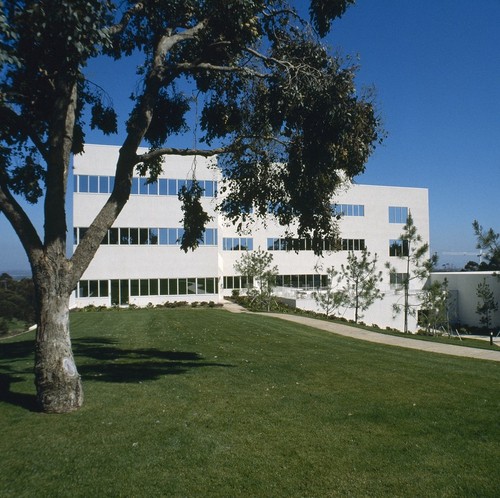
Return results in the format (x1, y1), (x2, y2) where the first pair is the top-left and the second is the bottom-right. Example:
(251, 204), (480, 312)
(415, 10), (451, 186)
(72, 144), (430, 331)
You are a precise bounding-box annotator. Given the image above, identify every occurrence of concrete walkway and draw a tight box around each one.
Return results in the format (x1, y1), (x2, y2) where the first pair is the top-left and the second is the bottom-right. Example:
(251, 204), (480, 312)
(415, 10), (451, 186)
(222, 301), (500, 362)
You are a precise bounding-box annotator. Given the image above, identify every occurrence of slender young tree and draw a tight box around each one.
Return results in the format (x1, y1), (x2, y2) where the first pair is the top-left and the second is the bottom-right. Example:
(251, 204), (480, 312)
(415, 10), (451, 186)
(0, 0), (381, 412)
(234, 249), (278, 312)
(313, 265), (343, 318)
(386, 212), (436, 333)
(472, 220), (500, 271)
(419, 279), (449, 334)
(476, 278), (498, 330)
(336, 248), (383, 323)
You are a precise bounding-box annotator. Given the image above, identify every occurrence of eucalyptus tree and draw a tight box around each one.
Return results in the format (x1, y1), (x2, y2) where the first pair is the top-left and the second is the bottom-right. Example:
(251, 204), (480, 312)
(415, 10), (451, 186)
(0, 0), (381, 412)
(386, 212), (437, 333)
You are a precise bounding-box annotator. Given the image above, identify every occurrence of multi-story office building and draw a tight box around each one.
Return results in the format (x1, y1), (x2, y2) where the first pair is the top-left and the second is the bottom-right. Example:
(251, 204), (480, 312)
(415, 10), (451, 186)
(72, 144), (430, 331)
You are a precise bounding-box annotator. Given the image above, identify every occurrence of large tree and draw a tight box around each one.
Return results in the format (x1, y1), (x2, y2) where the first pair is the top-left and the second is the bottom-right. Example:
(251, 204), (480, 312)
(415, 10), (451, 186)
(0, 0), (382, 413)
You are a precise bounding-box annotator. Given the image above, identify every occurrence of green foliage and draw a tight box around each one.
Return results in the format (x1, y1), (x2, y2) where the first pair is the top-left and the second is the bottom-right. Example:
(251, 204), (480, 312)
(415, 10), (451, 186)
(418, 279), (450, 334)
(386, 212), (437, 333)
(178, 180), (212, 252)
(336, 249), (384, 323)
(1, 0), (382, 251)
(472, 220), (500, 271)
(234, 248), (278, 311)
(476, 278), (498, 329)
(313, 266), (344, 317)
(0, 273), (35, 324)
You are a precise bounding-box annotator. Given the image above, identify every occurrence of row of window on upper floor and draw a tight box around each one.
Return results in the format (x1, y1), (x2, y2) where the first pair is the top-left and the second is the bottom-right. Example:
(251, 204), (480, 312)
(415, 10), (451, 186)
(74, 178), (410, 225)
(74, 227), (218, 246)
(74, 228), (414, 257)
(74, 175), (218, 198)
(266, 238), (366, 252)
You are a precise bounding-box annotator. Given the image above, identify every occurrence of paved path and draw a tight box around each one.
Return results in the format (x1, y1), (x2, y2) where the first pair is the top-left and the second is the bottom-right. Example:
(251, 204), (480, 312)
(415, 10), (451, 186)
(222, 301), (500, 363)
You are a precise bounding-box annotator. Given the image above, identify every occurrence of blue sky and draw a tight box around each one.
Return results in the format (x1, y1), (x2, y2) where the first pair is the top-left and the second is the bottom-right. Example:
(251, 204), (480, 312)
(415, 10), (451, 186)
(1, 0), (499, 272)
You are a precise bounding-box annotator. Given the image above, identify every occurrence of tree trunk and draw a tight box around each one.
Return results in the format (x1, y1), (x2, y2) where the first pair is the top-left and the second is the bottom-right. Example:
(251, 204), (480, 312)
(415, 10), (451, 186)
(33, 271), (83, 413)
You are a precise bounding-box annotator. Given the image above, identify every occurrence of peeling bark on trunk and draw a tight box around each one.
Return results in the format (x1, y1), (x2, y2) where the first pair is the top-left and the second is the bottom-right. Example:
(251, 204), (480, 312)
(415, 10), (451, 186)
(33, 266), (83, 413)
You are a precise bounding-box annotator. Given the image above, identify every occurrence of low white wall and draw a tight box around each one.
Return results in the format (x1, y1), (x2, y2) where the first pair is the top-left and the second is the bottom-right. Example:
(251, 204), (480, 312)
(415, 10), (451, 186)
(430, 272), (500, 328)
(275, 287), (420, 332)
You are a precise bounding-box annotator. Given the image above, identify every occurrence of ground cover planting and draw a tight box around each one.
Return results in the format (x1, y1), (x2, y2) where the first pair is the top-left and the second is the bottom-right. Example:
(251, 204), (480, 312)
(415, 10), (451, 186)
(1, 309), (499, 497)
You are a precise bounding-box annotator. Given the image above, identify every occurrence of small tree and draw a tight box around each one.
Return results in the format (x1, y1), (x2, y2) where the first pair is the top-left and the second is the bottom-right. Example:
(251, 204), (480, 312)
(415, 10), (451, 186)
(472, 221), (500, 271)
(386, 212), (437, 333)
(313, 266), (344, 318)
(234, 249), (278, 312)
(418, 279), (449, 334)
(335, 249), (384, 323)
(476, 278), (498, 330)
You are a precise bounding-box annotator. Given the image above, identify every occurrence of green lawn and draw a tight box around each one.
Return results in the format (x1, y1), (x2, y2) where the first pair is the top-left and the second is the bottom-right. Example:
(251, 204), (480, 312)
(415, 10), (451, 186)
(1, 309), (499, 497)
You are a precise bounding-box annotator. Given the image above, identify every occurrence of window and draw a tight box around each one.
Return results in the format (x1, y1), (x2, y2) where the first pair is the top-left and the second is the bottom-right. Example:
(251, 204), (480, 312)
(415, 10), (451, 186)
(168, 179), (177, 195)
(139, 179), (148, 195)
(341, 239), (366, 251)
(131, 178), (139, 195)
(203, 228), (217, 246)
(89, 176), (99, 193)
(140, 228), (149, 245)
(389, 239), (409, 257)
(79, 175), (89, 193)
(130, 279), (139, 296)
(389, 206), (408, 224)
(99, 176), (109, 193)
(149, 279), (158, 295)
(109, 228), (119, 244)
(223, 276), (254, 289)
(390, 273), (407, 288)
(204, 181), (214, 197)
(159, 179), (168, 195)
(76, 280), (108, 298)
(333, 204), (365, 217)
(223, 237), (253, 251)
(149, 228), (158, 245)
(148, 182), (158, 195)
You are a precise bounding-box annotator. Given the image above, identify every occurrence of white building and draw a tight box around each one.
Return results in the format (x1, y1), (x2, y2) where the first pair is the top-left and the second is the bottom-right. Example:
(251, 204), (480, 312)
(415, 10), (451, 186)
(72, 144), (430, 331)
(429, 272), (500, 329)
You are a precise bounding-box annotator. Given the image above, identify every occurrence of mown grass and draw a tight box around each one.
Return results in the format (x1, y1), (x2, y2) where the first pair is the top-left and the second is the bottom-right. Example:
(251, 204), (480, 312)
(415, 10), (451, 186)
(1, 308), (499, 497)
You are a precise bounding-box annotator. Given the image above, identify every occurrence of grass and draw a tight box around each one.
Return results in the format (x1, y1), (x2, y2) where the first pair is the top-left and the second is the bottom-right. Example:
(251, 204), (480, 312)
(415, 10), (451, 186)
(1, 308), (499, 497)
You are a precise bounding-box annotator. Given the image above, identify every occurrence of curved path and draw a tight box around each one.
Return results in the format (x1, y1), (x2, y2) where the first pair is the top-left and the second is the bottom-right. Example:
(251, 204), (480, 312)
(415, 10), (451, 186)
(223, 301), (500, 363)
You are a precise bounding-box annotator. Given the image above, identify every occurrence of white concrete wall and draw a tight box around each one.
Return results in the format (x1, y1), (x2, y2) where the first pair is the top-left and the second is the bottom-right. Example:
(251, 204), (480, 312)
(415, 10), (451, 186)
(430, 272), (500, 328)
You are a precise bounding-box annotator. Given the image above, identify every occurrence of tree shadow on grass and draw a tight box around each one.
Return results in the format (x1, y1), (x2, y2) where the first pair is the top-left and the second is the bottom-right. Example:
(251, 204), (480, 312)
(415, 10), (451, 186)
(73, 337), (234, 383)
(0, 338), (38, 411)
(0, 336), (233, 411)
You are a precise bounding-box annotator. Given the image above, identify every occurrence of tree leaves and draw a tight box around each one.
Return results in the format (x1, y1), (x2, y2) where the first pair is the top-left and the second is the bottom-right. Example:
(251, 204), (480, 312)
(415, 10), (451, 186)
(178, 180), (212, 252)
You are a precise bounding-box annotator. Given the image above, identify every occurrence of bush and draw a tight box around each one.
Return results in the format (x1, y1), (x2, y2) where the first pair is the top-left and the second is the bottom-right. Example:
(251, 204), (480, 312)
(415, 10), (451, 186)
(0, 318), (9, 336)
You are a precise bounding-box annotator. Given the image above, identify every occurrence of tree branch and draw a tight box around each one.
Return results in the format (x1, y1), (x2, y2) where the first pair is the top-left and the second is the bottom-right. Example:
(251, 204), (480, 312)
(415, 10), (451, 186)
(105, 2), (145, 36)
(174, 61), (267, 78)
(0, 105), (49, 163)
(139, 145), (232, 162)
(0, 180), (43, 266)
